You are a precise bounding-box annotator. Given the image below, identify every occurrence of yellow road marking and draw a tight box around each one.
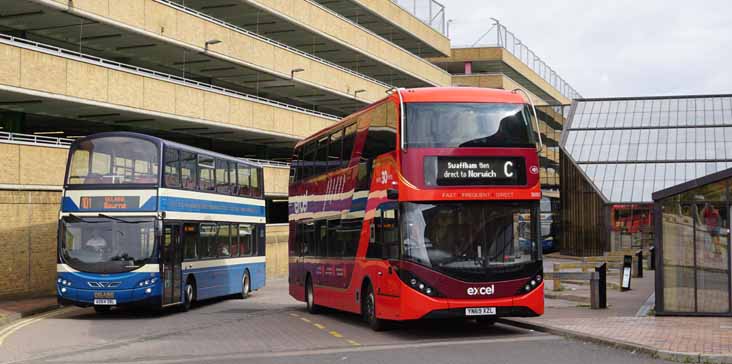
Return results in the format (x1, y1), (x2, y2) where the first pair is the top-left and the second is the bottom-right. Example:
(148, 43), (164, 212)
(291, 313), (359, 347)
(0, 308), (72, 346)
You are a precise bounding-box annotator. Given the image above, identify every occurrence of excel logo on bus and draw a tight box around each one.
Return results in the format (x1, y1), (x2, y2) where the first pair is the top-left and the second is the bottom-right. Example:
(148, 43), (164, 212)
(467, 285), (495, 296)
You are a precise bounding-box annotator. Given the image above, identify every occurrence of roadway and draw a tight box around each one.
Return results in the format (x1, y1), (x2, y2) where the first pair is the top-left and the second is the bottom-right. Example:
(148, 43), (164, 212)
(0, 279), (673, 364)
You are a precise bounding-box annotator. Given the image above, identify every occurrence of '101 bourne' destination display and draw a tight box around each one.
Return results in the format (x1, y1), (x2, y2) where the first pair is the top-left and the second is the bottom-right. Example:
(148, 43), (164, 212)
(436, 157), (525, 186)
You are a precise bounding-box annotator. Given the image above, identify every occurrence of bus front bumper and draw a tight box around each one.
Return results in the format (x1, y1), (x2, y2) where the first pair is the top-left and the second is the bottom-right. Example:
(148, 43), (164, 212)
(397, 281), (544, 321)
(57, 285), (162, 308)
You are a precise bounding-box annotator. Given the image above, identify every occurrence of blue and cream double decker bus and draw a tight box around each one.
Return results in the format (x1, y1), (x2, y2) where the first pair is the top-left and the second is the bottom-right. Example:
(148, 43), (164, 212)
(57, 132), (266, 313)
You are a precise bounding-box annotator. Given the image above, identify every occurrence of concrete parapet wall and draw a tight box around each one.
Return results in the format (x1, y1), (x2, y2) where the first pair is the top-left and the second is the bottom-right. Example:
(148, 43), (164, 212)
(43, 0), (389, 103)
(0, 41), (336, 139)
(265, 224), (289, 279)
(0, 143), (68, 187)
(244, 0), (451, 87)
(355, 0), (451, 56)
(263, 167), (290, 197)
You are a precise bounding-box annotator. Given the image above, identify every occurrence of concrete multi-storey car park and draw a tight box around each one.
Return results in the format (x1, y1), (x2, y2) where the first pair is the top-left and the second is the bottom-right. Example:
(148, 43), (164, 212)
(0, 0), (451, 298)
(0, 0), (577, 298)
(428, 20), (579, 191)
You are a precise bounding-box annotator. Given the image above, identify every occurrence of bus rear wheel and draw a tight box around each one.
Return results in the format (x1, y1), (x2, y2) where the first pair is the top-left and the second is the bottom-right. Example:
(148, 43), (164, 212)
(181, 280), (195, 312)
(239, 271), (251, 299)
(362, 283), (388, 331)
(306, 276), (320, 314)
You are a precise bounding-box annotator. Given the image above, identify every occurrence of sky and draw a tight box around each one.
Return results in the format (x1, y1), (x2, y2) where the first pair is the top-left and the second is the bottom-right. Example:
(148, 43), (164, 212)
(439, 0), (732, 98)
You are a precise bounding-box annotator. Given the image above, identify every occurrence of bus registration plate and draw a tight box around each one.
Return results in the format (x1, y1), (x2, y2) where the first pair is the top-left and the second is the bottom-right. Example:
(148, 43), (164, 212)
(94, 299), (116, 305)
(94, 292), (116, 305)
(465, 307), (496, 316)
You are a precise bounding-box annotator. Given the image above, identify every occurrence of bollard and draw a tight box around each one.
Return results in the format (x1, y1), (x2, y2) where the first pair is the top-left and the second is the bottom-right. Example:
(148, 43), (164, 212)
(595, 263), (607, 309)
(635, 250), (643, 278)
(649, 246), (656, 270)
(621, 255), (632, 291)
(553, 263), (562, 291)
(590, 271), (600, 309)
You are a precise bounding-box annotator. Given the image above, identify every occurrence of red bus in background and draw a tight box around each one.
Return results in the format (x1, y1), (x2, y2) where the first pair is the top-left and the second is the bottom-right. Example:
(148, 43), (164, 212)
(288, 87), (544, 330)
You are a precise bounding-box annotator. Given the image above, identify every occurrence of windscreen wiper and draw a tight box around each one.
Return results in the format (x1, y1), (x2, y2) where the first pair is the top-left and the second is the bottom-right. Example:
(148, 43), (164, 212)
(98, 214), (135, 223)
(67, 213), (90, 223)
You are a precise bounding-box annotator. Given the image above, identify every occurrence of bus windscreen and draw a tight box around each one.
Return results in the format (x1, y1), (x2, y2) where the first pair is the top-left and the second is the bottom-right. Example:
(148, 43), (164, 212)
(67, 136), (159, 185)
(405, 103), (535, 148)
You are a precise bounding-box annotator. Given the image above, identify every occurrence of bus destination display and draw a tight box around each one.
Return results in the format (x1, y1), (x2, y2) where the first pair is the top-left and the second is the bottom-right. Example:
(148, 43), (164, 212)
(80, 196), (140, 210)
(436, 157), (525, 186)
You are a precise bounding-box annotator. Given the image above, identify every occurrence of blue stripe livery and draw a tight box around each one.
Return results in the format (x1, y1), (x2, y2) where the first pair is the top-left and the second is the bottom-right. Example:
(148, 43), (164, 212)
(159, 196), (265, 217)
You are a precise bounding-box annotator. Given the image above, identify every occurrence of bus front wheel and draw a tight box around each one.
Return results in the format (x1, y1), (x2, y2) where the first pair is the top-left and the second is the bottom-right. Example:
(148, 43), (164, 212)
(362, 283), (388, 331)
(306, 276), (320, 314)
(239, 271), (251, 299)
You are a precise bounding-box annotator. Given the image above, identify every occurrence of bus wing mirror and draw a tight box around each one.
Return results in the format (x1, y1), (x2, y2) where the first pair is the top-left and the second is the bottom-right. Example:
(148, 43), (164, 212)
(387, 188), (399, 200)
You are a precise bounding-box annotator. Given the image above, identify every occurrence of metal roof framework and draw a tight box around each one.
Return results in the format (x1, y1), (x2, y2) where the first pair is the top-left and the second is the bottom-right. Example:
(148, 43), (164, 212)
(561, 94), (732, 204)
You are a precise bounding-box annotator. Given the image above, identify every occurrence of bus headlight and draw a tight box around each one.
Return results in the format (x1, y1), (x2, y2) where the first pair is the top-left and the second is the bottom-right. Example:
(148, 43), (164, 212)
(61, 287), (67, 294)
(518, 274), (544, 293)
(399, 270), (441, 297)
(138, 278), (158, 287)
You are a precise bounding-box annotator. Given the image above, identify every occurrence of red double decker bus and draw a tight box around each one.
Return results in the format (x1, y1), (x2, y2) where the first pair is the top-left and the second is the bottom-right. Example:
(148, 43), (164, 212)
(288, 87), (544, 330)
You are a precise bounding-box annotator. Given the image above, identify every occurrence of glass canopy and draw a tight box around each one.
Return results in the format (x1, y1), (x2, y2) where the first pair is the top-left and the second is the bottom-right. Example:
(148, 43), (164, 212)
(562, 96), (732, 203)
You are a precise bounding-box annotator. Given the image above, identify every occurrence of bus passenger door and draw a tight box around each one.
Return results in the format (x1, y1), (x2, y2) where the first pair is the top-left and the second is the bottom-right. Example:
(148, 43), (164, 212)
(162, 224), (183, 305)
(376, 204), (401, 298)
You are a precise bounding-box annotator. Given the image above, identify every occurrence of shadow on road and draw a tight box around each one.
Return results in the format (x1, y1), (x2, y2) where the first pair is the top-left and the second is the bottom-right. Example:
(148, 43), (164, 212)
(60, 294), (241, 320)
(290, 305), (530, 340)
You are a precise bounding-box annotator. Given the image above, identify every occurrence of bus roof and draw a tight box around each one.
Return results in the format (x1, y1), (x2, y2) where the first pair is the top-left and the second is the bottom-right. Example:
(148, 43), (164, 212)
(399, 87), (527, 104)
(71, 131), (261, 168)
(295, 87), (528, 148)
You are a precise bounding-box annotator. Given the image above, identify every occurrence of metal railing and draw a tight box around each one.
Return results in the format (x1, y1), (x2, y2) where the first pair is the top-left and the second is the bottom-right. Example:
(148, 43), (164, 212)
(0, 131), (73, 147)
(390, 0), (446, 35)
(0, 33), (340, 121)
(454, 19), (581, 101)
(0, 132), (295, 167)
(248, 158), (291, 168)
(159, 0), (392, 90)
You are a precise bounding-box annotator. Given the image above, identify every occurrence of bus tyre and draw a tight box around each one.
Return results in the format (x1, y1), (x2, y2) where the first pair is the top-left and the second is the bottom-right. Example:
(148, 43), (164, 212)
(240, 271), (251, 299)
(363, 283), (387, 331)
(94, 305), (111, 314)
(306, 277), (320, 314)
(181, 280), (195, 312)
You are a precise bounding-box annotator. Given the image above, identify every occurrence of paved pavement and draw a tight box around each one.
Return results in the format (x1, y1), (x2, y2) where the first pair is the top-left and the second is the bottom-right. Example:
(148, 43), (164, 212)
(506, 257), (732, 363)
(0, 279), (673, 364)
(0, 296), (58, 327)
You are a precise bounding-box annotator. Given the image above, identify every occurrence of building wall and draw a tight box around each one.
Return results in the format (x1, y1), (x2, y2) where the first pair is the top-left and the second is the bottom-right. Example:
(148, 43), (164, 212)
(559, 151), (609, 256)
(0, 143), (68, 298)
